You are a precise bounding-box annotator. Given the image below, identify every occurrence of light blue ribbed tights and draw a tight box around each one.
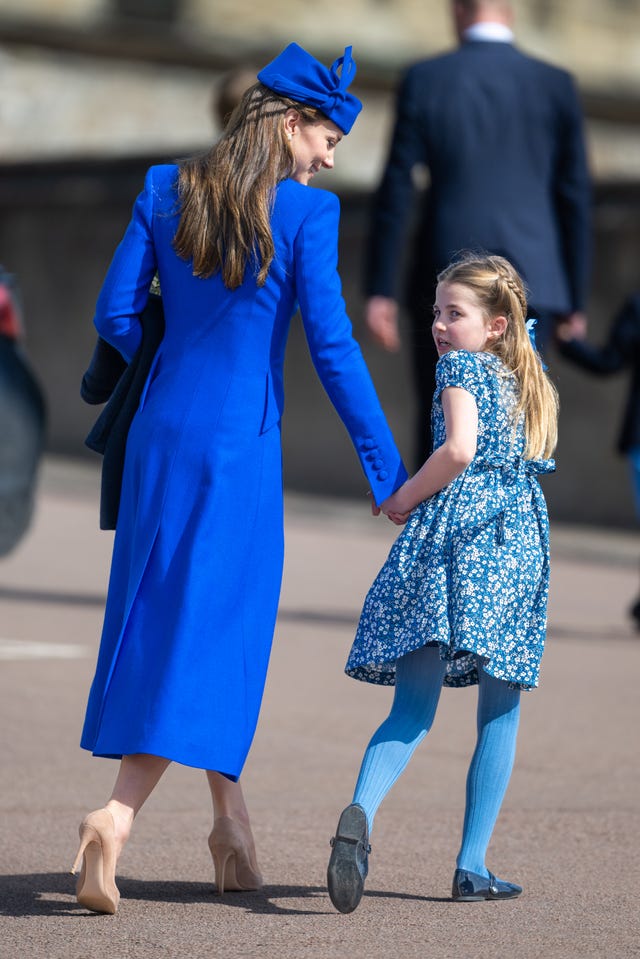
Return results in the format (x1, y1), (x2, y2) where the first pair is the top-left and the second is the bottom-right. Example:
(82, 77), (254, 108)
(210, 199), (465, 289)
(351, 644), (521, 877)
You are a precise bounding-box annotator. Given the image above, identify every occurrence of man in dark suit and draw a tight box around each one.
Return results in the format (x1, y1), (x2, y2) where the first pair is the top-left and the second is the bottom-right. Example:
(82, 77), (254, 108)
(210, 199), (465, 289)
(365, 0), (591, 463)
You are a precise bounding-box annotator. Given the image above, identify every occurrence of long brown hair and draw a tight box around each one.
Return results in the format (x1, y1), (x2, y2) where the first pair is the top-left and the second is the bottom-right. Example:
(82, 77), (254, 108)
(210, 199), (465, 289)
(173, 83), (324, 289)
(437, 254), (559, 459)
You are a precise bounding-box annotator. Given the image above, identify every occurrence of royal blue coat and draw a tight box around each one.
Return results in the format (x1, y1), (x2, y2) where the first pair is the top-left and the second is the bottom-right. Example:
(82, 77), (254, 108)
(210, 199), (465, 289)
(80, 164), (407, 778)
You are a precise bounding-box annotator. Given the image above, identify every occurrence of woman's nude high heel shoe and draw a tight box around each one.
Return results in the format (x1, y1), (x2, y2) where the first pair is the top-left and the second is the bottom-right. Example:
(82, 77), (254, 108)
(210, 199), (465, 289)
(70, 808), (120, 914)
(208, 817), (263, 895)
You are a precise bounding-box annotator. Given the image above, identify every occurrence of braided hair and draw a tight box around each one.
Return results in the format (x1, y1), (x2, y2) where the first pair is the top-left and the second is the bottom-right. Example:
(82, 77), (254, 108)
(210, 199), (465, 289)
(437, 253), (558, 459)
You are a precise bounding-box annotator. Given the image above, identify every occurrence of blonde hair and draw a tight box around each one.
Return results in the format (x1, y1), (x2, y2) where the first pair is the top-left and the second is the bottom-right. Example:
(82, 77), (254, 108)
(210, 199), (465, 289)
(173, 83), (325, 289)
(437, 253), (559, 459)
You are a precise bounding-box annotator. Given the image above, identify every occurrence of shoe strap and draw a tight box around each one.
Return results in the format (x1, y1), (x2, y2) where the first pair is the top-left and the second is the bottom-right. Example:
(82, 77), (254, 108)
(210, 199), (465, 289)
(330, 834), (372, 854)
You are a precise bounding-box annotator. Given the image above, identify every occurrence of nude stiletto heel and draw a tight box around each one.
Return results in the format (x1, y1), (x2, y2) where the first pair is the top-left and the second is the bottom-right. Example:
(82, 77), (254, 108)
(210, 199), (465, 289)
(208, 817), (263, 895)
(70, 808), (120, 914)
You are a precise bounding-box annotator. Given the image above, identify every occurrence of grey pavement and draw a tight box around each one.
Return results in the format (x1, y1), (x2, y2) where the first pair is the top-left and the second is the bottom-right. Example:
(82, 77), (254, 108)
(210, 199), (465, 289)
(1, 456), (639, 959)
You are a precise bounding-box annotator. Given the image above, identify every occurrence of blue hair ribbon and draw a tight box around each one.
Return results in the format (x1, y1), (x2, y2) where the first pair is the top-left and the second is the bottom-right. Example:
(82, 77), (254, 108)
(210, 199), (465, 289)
(525, 317), (548, 371)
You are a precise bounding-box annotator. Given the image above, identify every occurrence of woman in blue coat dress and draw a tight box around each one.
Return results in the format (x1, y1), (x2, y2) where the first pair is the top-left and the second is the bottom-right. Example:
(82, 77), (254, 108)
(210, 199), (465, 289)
(71, 43), (407, 915)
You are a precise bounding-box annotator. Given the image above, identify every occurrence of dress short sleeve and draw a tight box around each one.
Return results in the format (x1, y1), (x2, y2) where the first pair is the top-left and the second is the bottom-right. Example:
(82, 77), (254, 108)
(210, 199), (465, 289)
(434, 350), (482, 401)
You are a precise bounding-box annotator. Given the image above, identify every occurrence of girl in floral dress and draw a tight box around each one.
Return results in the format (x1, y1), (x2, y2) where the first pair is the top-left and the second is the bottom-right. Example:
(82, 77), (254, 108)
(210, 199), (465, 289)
(327, 254), (559, 912)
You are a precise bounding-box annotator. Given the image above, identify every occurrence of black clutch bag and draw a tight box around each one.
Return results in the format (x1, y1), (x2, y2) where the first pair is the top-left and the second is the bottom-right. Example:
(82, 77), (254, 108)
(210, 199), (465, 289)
(82, 292), (165, 529)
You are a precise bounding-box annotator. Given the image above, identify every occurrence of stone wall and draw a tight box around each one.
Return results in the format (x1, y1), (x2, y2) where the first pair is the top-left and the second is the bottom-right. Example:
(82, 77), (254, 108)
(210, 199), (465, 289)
(1, 1), (640, 183)
(3, 0), (640, 86)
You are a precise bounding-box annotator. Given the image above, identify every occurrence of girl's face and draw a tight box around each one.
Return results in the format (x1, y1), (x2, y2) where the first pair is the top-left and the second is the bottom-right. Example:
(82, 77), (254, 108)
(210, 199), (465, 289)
(286, 114), (343, 185)
(432, 282), (505, 356)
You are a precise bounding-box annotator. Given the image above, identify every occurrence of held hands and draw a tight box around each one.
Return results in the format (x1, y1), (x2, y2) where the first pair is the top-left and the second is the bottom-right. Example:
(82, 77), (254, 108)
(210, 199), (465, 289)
(365, 296), (401, 352)
(386, 509), (412, 526)
(368, 386), (478, 526)
(381, 487), (413, 525)
(368, 488), (413, 526)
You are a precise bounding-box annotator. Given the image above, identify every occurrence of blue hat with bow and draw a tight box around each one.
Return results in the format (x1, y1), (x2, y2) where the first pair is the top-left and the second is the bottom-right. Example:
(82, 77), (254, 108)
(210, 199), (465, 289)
(257, 43), (362, 135)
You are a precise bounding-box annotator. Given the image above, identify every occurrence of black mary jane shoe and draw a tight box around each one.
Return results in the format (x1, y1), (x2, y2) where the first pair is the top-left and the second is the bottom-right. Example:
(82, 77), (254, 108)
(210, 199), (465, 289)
(452, 868), (522, 902)
(327, 803), (371, 914)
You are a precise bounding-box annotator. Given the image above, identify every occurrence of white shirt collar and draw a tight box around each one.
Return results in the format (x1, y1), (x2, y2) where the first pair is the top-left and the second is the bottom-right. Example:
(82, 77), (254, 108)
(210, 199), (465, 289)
(463, 22), (514, 43)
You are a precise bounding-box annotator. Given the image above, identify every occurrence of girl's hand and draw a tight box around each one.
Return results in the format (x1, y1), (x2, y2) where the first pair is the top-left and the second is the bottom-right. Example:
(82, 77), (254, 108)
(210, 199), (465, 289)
(380, 486), (412, 517)
(387, 510), (411, 525)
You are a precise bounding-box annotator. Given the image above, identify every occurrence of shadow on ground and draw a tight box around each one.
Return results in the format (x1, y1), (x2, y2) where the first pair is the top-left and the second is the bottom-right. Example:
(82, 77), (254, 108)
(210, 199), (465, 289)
(0, 872), (450, 918)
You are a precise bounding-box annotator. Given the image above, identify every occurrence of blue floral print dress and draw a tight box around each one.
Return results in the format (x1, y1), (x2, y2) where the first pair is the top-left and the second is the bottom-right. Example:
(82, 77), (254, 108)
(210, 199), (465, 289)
(346, 349), (554, 691)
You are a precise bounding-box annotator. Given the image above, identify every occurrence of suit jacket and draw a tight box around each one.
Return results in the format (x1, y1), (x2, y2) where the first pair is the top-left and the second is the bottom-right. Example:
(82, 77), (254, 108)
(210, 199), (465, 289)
(366, 40), (591, 314)
(559, 294), (640, 454)
(82, 292), (164, 529)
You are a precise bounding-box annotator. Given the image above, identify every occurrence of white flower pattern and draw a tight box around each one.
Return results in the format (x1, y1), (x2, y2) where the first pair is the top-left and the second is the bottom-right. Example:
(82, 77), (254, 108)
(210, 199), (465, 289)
(346, 350), (554, 691)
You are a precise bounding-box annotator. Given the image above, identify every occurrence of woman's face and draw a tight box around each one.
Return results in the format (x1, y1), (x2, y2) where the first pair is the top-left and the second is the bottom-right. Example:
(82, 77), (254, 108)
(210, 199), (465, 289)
(287, 115), (343, 185)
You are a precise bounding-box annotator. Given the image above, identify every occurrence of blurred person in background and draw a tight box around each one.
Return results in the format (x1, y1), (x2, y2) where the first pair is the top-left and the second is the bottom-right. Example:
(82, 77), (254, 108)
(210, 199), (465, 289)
(364, 0), (591, 465)
(212, 65), (259, 131)
(0, 266), (46, 557)
(558, 297), (640, 630)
